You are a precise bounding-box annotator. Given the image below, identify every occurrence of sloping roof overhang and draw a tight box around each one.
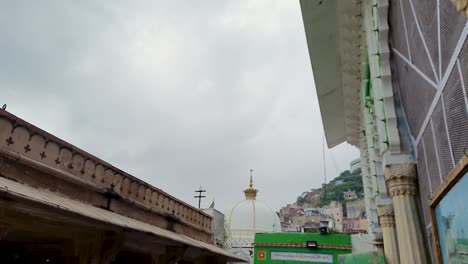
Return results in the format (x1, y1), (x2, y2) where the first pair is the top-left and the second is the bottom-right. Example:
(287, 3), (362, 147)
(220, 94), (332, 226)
(300, 0), (363, 148)
(0, 176), (247, 262)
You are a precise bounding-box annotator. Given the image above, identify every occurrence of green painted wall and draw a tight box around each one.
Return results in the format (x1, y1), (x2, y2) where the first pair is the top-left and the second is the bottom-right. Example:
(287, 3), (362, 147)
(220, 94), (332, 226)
(254, 233), (352, 264)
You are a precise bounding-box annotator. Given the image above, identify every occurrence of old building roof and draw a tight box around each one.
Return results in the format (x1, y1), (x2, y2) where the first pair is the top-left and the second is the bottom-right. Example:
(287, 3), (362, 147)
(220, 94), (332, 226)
(0, 109), (247, 262)
(0, 176), (246, 262)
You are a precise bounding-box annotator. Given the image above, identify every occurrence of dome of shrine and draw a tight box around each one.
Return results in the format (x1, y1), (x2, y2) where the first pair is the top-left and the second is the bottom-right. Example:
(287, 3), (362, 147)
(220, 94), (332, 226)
(227, 171), (281, 249)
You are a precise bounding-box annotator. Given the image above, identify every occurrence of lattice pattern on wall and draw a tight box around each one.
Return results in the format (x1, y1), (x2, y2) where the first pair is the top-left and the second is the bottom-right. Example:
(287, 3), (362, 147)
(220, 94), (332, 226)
(442, 58), (468, 166)
(431, 98), (454, 179)
(400, 0), (439, 82)
(421, 125), (442, 193)
(417, 139), (436, 264)
(389, 1), (467, 258)
(412, 0), (439, 78)
(389, 0), (411, 59)
(416, 141), (431, 224)
(392, 54), (436, 136)
(440, 0), (467, 75)
(460, 40), (468, 87)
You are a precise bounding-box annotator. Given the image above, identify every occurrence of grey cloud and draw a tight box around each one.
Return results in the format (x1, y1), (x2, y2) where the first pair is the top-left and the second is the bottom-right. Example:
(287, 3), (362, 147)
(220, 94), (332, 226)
(1, 0), (359, 214)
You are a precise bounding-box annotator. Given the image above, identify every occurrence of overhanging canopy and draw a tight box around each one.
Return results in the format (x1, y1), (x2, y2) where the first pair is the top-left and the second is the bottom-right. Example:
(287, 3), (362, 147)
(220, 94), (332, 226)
(0, 176), (247, 262)
(300, 0), (363, 148)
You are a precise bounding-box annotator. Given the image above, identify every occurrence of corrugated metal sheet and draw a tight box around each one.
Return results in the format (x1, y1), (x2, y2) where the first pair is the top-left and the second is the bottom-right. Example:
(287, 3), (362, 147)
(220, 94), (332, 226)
(0, 177), (246, 262)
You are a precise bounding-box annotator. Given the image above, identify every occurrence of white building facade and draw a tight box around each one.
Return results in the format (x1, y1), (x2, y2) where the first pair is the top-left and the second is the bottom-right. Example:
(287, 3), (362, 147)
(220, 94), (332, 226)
(301, 0), (467, 263)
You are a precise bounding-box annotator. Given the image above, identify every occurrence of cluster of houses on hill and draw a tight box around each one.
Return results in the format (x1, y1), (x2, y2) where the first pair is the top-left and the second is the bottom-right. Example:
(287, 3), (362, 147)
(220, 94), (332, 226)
(279, 189), (368, 234)
(279, 188), (368, 234)
(279, 159), (368, 235)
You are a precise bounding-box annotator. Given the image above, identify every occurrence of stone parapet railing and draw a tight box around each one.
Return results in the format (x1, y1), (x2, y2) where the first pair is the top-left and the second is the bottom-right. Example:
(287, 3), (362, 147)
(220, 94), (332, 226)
(0, 110), (212, 237)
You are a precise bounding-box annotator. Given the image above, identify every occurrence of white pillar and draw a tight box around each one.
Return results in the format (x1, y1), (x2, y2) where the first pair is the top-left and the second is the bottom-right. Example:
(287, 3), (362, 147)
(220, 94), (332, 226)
(377, 204), (399, 264)
(385, 163), (428, 264)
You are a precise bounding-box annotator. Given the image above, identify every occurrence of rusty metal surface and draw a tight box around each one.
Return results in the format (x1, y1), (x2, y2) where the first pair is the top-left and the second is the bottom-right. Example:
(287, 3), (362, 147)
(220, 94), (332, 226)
(0, 176), (246, 262)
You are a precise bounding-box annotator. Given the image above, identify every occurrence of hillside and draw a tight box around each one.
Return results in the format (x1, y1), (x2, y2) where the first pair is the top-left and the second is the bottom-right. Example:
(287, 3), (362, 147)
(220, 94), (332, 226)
(318, 169), (364, 206)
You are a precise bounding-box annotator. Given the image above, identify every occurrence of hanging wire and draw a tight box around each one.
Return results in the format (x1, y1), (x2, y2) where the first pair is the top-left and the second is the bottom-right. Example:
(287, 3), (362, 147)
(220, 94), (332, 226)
(328, 148), (340, 175)
(322, 134), (327, 199)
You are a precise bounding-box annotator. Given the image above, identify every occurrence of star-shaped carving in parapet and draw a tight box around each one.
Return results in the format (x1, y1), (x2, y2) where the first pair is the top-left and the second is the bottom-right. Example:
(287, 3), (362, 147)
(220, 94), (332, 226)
(452, 0), (468, 16)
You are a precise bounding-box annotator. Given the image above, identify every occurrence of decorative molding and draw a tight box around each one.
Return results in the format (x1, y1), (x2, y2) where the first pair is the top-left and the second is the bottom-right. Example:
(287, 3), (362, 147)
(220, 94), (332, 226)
(376, 204), (394, 217)
(385, 163), (416, 178)
(376, 204), (399, 264)
(0, 111), (212, 234)
(385, 163), (418, 196)
(451, 0), (468, 16)
(362, 0), (402, 156)
(377, 205), (396, 228)
(379, 217), (396, 228)
(339, 0), (363, 147)
(377, 0), (402, 154)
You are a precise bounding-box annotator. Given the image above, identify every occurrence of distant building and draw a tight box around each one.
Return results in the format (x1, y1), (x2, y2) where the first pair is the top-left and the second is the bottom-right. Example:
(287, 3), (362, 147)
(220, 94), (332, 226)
(303, 207), (321, 216)
(349, 158), (361, 173)
(346, 200), (366, 219)
(321, 201), (343, 232)
(282, 224), (304, 233)
(305, 189), (322, 206)
(343, 217), (368, 234)
(343, 189), (358, 200)
(279, 204), (294, 223)
(291, 215), (306, 226)
(203, 208), (225, 247)
(320, 220), (334, 230)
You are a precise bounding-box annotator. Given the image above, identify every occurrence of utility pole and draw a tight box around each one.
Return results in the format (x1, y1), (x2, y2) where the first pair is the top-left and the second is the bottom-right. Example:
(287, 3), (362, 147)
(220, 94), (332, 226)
(194, 186), (206, 209)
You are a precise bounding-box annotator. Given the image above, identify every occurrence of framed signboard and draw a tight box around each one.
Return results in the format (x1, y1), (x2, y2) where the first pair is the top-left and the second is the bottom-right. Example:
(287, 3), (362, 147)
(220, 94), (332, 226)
(430, 154), (468, 264)
(270, 251), (333, 263)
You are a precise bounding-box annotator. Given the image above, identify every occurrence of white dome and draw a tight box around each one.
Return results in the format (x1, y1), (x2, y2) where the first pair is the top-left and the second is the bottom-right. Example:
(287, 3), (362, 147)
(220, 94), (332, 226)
(227, 172), (281, 252)
(229, 199), (281, 233)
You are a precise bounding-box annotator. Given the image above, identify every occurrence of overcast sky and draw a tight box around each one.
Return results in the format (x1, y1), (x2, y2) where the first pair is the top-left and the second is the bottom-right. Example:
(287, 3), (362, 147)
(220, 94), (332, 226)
(1, 1), (358, 213)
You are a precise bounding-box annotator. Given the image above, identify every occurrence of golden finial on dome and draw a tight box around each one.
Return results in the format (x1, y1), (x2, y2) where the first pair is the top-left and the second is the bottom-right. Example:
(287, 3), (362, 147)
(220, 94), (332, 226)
(249, 169), (253, 188)
(244, 169), (258, 200)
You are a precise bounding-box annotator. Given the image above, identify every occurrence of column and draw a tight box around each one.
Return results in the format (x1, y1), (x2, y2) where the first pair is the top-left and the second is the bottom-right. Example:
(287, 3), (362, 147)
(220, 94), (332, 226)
(377, 204), (399, 264)
(385, 163), (428, 264)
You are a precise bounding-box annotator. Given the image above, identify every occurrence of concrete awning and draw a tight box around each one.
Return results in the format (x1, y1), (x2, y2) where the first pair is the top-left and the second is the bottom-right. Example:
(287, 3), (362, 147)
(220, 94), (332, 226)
(0, 176), (247, 263)
(300, 0), (363, 148)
